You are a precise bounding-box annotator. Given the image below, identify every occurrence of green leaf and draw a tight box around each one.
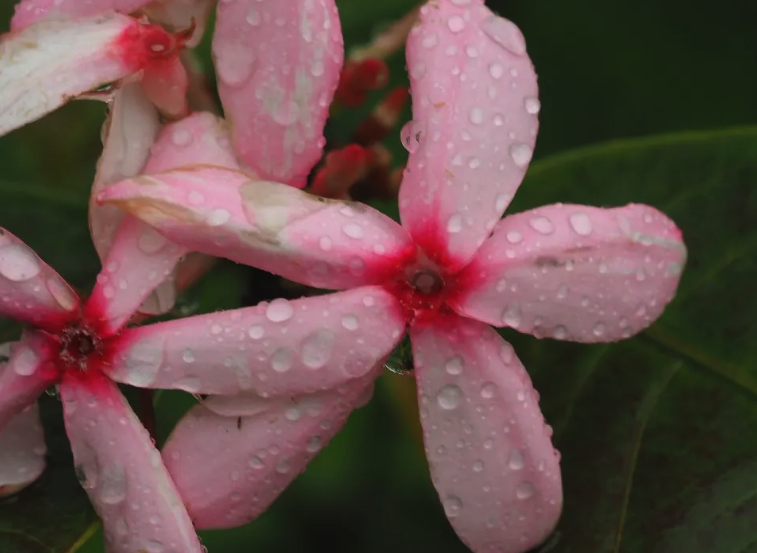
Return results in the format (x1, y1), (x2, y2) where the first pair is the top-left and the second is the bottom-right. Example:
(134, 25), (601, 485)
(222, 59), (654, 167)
(504, 127), (757, 552)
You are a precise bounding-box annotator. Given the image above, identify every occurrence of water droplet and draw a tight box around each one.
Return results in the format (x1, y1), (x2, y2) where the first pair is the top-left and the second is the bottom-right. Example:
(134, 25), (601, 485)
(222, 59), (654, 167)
(275, 457), (291, 474)
(341, 314), (359, 330)
(306, 436), (322, 453)
(273, 100), (299, 125)
(12, 347), (38, 376)
(443, 495), (463, 517)
(524, 96), (541, 114)
(516, 481), (535, 499)
(447, 213), (463, 234)
(0, 244), (41, 282)
(422, 32), (438, 48)
(529, 217), (554, 234)
(437, 384), (463, 410)
(482, 16), (527, 56)
(188, 191), (205, 205)
(137, 227), (168, 254)
(249, 455), (264, 469)
(502, 304), (521, 328)
(301, 330), (334, 369)
(207, 209), (230, 226)
(556, 284), (568, 300)
(509, 448), (525, 470)
(342, 223), (364, 239)
(215, 45), (253, 87)
(489, 62), (504, 79)
(472, 459), (485, 472)
(509, 142), (533, 168)
(400, 120), (424, 153)
(495, 193), (512, 212)
(171, 128), (192, 147)
(569, 212), (593, 236)
(447, 15), (465, 33)
(285, 406), (301, 421)
(266, 299), (294, 322)
(270, 348), (293, 373)
(469, 107), (484, 125)
(182, 349), (195, 364)
(246, 6), (261, 25)
(445, 355), (464, 375)
(248, 325), (265, 339)
(144, 541), (164, 553)
(318, 236), (333, 251)
(593, 322), (606, 337)
(480, 382), (497, 399)
(99, 464), (127, 504)
(174, 376), (201, 393)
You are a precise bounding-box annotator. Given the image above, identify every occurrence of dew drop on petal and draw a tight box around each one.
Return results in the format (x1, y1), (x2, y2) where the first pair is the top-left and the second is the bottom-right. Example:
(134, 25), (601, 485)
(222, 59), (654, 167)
(509, 448), (525, 470)
(524, 96), (541, 115)
(437, 385), (463, 410)
(447, 213), (463, 234)
(400, 120), (424, 153)
(443, 495), (463, 517)
(516, 481), (535, 499)
(569, 212), (593, 236)
(509, 142), (533, 168)
(266, 299), (294, 322)
(248, 325), (265, 339)
(270, 348), (293, 373)
(445, 355), (464, 375)
(0, 244), (41, 282)
(481, 15), (527, 55)
(480, 382), (497, 399)
(12, 347), (39, 376)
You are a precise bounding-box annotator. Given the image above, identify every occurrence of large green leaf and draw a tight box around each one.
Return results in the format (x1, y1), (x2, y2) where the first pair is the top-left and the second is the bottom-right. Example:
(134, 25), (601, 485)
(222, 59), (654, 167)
(504, 127), (757, 552)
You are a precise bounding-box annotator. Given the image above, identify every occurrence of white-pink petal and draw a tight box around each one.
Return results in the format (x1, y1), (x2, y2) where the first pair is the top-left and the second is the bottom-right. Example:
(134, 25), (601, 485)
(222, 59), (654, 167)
(60, 375), (203, 553)
(0, 228), (79, 331)
(0, 14), (141, 136)
(450, 204), (687, 342)
(162, 373), (378, 529)
(10, 0), (150, 30)
(143, 0), (215, 48)
(213, 0), (344, 187)
(107, 286), (405, 397)
(398, 1), (539, 270)
(98, 168), (416, 289)
(411, 314), (561, 553)
(0, 402), (46, 498)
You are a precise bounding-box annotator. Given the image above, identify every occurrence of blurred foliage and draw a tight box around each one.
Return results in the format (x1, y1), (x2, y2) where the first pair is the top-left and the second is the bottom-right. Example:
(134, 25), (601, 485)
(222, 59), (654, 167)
(2, 0), (757, 552)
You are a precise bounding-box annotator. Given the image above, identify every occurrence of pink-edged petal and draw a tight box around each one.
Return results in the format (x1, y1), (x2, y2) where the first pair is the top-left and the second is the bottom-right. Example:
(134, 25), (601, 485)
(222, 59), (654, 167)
(140, 57), (189, 119)
(86, 217), (188, 334)
(163, 372), (378, 529)
(144, 111), (239, 173)
(213, 0), (344, 187)
(60, 374), (203, 553)
(0, 402), (46, 498)
(0, 228), (79, 330)
(144, 0), (215, 48)
(90, 83), (161, 261)
(0, 14), (149, 136)
(450, 204), (687, 343)
(107, 286), (404, 396)
(411, 314), (561, 553)
(398, 1), (539, 270)
(98, 168), (416, 289)
(10, 0), (150, 30)
(0, 334), (57, 431)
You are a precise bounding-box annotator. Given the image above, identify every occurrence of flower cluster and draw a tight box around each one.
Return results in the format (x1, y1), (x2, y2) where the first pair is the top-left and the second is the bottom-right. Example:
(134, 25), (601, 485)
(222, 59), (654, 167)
(0, 1), (686, 552)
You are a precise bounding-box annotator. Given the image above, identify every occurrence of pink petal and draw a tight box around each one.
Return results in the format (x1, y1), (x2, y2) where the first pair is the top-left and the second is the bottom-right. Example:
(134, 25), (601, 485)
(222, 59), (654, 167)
(90, 83), (161, 262)
(398, 1), (539, 270)
(10, 0), (150, 30)
(450, 204), (687, 343)
(143, 111), (240, 173)
(140, 57), (189, 119)
(0, 228), (79, 330)
(86, 216), (188, 335)
(0, 334), (56, 431)
(162, 373), (378, 529)
(98, 168), (416, 289)
(213, 0), (344, 187)
(0, 14), (144, 136)
(143, 0), (215, 48)
(107, 286), (404, 396)
(60, 374), (203, 553)
(0, 403), (46, 498)
(411, 314), (561, 553)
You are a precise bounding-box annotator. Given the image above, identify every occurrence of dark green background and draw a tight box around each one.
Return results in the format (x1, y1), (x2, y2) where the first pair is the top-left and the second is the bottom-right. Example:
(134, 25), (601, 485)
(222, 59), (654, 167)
(2, 1), (757, 552)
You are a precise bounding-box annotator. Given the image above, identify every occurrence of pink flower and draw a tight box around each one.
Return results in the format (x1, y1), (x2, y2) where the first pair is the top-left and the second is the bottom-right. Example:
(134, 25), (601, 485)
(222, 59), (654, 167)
(99, 1), (687, 551)
(0, 80), (402, 553)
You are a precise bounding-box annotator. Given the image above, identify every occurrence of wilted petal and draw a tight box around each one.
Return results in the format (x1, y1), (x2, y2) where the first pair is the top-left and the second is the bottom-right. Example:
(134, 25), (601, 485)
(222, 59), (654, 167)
(0, 334), (56, 431)
(0, 228), (79, 330)
(107, 286), (404, 396)
(143, 111), (239, 173)
(60, 374), (203, 553)
(0, 14), (151, 136)
(213, 0), (343, 187)
(399, 1), (538, 270)
(163, 372), (378, 529)
(451, 204), (687, 342)
(86, 216), (187, 335)
(140, 56), (188, 119)
(90, 83), (160, 261)
(411, 314), (561, 553)
(0, 403), (46, 498)
(11, 0), (150, 30)
(98, 168), (416, 289)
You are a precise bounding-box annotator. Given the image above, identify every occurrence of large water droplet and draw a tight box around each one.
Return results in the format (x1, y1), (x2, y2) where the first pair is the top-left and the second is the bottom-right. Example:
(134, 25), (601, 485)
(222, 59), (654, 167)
(509, 448), (525, 470)
(266, 299), (294, 322)
(341, 314), (359, 330)
(171, 128), (192, 147)
(529, 216), (554, 234)
(342, 223), (364, 239)
(502, 304), (521, 328)
(443, 495), (463, 517)
(437, 384), (463, 410)
(516, 481), (535, 499)
(482, 15), (527, 56)
(0, 244), (41, 282)
(215, 45), (253, 87)
(249, 455), (264, 469)
(12, 347), (38, 376)
(569, 212), (593, 236)
(144, 541), (164, 553)
(137, 227), (168, 254)
(270, 347), (293, 373)
(524, 96), (541, 115)
(447, 213), (463, 234)
(480, 382), (497, 399)
(99, 464), (127, 505)
(300, 330), (334, 369)
(248, 325), (265, 339)
(472, 459), (485, 473)
(509, 142), (533, 168)
(447, 15), (465, 33)
(306, 436), (322, 453)
(400, 120), (424, 153)
(445, 355), (464, 375)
